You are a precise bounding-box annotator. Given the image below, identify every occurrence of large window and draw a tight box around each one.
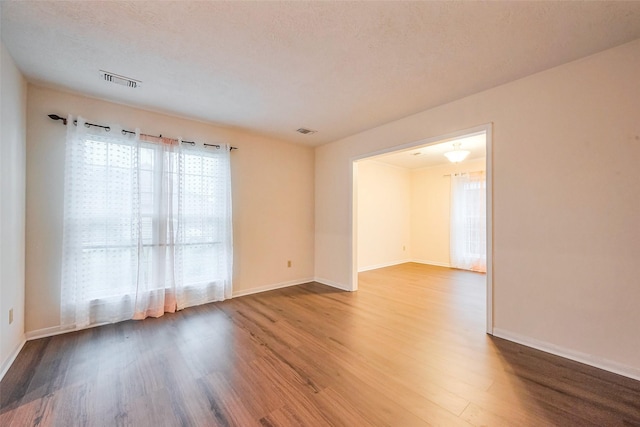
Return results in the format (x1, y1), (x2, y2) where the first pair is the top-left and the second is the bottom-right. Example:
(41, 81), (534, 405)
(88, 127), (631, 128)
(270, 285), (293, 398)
(61, 117), (232, 329)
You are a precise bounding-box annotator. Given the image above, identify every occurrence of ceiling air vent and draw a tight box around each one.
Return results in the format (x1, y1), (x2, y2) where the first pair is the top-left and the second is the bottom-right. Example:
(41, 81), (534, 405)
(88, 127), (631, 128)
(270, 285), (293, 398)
(296, 128), (317, 135)
(100, 70), (141, 88)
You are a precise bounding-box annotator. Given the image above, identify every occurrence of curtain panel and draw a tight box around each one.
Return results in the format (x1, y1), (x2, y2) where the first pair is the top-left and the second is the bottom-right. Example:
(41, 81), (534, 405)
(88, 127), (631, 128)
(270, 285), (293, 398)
(61, 116), (233, 329)
(450, 171), (486, 273)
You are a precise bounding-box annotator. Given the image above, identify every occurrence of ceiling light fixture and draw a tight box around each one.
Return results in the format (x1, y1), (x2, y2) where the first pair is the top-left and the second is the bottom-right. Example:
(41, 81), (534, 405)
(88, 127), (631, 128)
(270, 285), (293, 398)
(444, 142), (470, 163)
(100, 70), (141, 88)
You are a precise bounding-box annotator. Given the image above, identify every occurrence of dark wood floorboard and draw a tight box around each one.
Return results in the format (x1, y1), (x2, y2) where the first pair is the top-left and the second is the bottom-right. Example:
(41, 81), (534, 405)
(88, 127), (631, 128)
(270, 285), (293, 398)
(2, 263), (639, 426)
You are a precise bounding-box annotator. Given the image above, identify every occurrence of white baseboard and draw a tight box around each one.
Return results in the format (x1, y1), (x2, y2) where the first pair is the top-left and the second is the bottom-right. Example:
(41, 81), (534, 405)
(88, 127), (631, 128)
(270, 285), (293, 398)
(314, 277), (353, 292)
(27, 321), (113, 341)
(25, 324), (79, 341)
(0, 336), (26, 382)
(358, 259), (412, 272)
(493, 328), (640, 382)
(232, 277), (314, 298)
(411, 259), (451, 268)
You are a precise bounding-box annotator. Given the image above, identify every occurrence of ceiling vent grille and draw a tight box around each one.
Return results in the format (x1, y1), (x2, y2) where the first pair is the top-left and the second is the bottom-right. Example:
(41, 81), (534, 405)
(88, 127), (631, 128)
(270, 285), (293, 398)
(296, 128), (317, 135)
(100, 70), (141, 88)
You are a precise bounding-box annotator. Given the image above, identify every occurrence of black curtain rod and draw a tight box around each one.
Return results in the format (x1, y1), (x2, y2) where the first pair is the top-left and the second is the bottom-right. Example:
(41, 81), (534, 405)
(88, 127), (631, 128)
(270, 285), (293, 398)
(48, 114), (237, 150)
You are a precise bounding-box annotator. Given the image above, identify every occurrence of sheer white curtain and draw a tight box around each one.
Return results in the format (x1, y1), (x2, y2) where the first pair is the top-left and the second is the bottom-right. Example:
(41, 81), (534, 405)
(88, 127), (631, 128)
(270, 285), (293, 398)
(61, 116), (232, 329)
(450, 171), (486, 273)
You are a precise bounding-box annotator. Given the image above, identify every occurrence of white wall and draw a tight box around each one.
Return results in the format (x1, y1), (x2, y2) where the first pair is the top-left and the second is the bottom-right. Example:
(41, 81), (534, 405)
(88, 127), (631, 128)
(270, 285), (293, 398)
(315, 39), (640, 378)
(0, 41), (27, 378)
(356, 160), (411, 271)
(25, 85), (315, 334)
(411, 158), (485, 267)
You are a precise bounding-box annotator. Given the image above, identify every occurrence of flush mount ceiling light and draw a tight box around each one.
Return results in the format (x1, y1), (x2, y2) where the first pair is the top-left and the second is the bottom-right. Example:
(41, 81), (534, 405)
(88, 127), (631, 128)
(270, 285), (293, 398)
(100, 70), (141, 88)
(296, 128), (317, 135)
(444, 142), (470, 163)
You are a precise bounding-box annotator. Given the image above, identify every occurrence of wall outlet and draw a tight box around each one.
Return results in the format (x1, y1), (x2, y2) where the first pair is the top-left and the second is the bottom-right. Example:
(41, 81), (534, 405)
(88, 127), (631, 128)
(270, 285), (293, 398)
(403, 245), (406, 251)
(9, 308), (13, 324)
(287, 260), (292, 268)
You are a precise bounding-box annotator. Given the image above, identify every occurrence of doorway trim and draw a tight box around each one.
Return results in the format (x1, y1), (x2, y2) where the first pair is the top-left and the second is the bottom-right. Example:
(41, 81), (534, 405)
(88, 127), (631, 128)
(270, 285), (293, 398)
(350, 123), (494, 334)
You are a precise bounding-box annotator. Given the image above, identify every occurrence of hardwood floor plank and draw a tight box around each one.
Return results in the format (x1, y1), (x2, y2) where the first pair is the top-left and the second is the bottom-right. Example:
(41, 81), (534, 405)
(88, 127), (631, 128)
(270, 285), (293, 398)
(2, 263), (639, 426)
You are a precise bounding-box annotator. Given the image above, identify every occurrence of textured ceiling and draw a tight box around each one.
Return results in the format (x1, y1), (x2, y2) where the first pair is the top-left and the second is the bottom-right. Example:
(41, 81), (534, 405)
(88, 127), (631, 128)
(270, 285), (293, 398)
(2, 1), (640, 146)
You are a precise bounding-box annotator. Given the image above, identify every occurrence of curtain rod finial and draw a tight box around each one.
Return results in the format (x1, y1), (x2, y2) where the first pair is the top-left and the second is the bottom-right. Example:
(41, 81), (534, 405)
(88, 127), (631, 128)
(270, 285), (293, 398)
(48, 114), (67, 125)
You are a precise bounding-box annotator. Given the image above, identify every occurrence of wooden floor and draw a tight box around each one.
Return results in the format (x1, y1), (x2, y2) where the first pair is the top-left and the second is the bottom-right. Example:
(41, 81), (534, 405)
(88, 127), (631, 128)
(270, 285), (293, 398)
(2, 263), (639, 426)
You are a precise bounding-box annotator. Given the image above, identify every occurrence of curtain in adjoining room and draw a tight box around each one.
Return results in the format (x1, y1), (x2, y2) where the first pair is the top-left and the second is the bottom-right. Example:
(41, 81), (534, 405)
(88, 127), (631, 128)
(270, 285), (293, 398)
(61, 116), (232, 329)
(450, 171), (486, 273)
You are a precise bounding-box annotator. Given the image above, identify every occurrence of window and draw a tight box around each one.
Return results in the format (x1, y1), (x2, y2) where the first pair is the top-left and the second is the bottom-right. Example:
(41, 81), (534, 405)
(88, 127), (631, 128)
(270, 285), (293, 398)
(61, 117), (232, 329)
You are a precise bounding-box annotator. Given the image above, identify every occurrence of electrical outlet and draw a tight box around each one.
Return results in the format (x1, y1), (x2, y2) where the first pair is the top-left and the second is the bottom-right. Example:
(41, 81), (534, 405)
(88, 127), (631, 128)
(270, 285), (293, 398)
(403, 245), (406, 251)
(9, 308), (13, 325)
(287, 260), (292, 268)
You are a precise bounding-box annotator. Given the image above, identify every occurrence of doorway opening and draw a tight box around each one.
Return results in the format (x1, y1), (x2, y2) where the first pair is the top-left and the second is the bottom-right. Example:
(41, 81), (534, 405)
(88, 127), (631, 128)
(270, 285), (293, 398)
(351, 124), (493, 334)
